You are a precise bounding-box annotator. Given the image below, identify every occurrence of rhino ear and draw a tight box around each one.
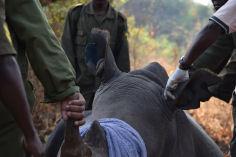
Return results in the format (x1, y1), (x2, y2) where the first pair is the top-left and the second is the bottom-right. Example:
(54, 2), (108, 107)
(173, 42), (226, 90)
(84, 121), (109, 155)
(91, 28), (121, 83)
(173, 69), (221, 110)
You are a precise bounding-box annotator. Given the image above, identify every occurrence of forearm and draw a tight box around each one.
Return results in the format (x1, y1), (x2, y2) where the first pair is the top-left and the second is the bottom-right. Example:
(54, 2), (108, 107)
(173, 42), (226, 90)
(183, 21), (223, 66)
(0, 55), (37, 140)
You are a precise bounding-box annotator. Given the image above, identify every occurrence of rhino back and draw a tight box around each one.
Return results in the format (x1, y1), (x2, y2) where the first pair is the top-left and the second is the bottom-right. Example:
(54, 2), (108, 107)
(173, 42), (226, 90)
(88, 62), (223, 157)
(89, 72), (178, 156)
(130, 62), (168, 88)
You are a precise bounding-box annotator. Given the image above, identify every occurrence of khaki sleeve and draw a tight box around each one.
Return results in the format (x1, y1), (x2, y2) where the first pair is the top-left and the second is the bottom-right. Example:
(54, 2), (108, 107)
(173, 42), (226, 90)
(210, 0), (236, 34)
(5, 0), (79, 102)
(0, 20), (16, 56)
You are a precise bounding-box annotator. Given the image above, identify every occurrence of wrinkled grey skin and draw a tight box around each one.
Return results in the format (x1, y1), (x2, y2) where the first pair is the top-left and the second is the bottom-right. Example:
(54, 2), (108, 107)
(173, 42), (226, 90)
(46, 29), (223, 157)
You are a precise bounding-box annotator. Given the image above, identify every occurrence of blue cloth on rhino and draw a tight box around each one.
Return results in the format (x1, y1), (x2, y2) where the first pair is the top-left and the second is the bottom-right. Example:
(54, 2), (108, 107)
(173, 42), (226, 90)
(80, 118), (147, 157)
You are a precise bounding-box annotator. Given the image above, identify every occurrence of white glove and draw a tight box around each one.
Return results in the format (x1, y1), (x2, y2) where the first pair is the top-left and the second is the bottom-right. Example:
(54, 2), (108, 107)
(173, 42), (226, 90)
(164, 67), (189, 100)
(234, 85), (236, 94)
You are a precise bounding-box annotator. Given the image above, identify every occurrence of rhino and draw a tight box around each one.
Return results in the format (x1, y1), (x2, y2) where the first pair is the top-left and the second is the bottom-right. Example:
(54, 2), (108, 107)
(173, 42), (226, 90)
(45, 29), (223, 157)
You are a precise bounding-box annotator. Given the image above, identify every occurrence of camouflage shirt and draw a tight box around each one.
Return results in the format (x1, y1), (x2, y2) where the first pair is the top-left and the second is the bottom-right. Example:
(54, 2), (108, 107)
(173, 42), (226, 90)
(62, 2), (130, 105)
(0, 0), (16, 56)
(0, 0), (5, 20)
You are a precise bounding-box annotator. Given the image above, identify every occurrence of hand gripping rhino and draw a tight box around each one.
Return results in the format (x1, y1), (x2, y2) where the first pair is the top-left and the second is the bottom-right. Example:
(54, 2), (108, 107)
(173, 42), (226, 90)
(45, 28), (223, 157)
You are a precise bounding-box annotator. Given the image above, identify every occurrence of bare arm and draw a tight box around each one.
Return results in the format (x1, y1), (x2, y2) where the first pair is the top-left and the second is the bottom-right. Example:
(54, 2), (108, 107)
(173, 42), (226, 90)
(182, 21), (224, 66)
(0, 55), (44, 157)
(164, 21), (225, 100)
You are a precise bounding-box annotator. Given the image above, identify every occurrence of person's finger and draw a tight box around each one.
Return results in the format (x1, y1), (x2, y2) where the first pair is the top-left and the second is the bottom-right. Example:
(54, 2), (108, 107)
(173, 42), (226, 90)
(66, 111), (84, 119)
(65, 105), (85, 112)
(78, 93), (85, 102)
(68, 99), (85, 106)
(74, 119), (86, 126)
(166, 81), (178, 91)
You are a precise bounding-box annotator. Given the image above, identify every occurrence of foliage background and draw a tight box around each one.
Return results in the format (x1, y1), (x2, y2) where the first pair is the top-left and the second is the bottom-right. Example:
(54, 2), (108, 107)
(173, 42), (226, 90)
(30, 0), (232, 156)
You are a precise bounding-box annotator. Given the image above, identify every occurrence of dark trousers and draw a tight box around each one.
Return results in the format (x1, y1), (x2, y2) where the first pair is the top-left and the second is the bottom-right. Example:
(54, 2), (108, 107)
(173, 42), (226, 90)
(190, 48), (236, 156)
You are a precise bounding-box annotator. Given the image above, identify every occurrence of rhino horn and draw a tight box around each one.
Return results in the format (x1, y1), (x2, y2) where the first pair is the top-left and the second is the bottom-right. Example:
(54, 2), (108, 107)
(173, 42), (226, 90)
(91, 28), (121, 83)
(60, 119), (92, 157)
(171, 69), (221, 110)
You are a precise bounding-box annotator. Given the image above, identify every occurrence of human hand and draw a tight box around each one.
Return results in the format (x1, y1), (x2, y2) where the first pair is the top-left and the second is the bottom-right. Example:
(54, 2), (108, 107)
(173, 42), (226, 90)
(164, 67), (189, 100)
(22, 134), (44, 157)
(60, 92), (86, 126)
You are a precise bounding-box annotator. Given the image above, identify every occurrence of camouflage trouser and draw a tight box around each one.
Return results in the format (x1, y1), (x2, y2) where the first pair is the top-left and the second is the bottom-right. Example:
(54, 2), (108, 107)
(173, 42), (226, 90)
(190, 50), (236, 156)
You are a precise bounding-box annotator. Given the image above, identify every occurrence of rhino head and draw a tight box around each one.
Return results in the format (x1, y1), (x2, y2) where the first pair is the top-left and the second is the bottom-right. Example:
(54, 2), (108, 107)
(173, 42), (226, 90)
(88, 28), (221, 111)
(86, 28), (121, 83)
(59, 28), (222, 157)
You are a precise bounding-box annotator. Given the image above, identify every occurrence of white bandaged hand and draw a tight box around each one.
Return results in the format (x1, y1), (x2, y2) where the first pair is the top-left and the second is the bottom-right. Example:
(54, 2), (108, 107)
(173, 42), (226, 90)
(164, 67), (189, 100)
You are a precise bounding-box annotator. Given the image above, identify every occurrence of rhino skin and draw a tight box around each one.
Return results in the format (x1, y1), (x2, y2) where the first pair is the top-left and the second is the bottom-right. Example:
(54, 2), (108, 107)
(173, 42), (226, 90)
(45, 28), (223, 157)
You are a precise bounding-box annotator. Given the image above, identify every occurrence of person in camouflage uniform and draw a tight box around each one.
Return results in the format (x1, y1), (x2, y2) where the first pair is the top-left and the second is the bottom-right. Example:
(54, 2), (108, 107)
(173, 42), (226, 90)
(190, 30), (236, 156)
(62, 0), (130, 109)
(188, 0), (236, 156)
(0, 0), (86, 156)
